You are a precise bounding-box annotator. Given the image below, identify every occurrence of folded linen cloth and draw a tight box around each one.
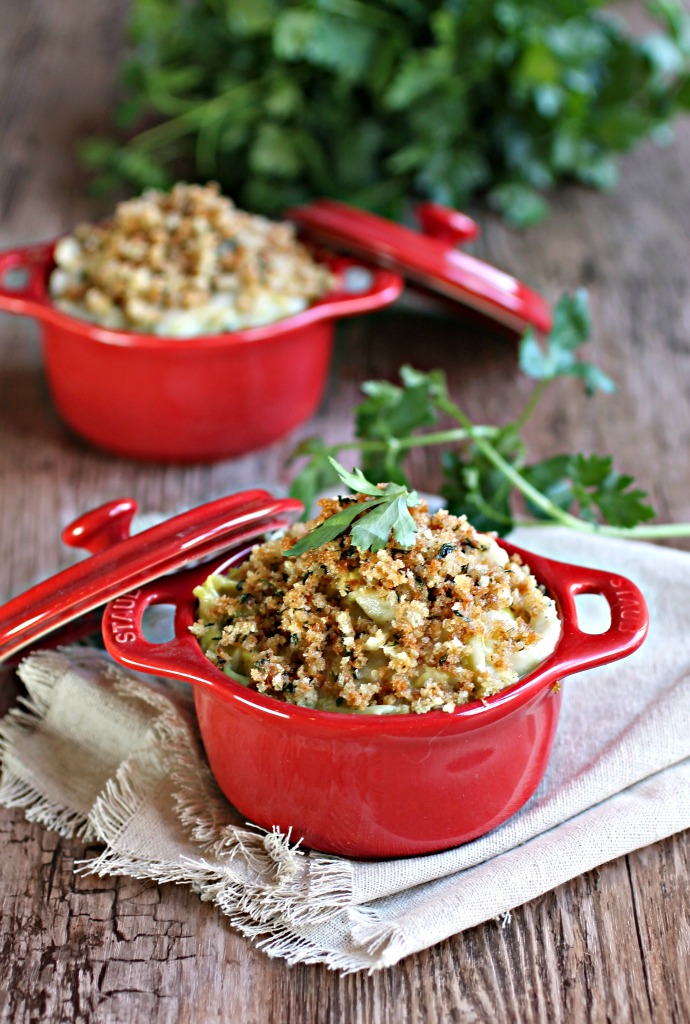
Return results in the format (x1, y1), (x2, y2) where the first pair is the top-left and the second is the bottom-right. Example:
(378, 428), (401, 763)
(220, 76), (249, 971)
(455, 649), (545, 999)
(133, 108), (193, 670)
(1, 527), (689, 972)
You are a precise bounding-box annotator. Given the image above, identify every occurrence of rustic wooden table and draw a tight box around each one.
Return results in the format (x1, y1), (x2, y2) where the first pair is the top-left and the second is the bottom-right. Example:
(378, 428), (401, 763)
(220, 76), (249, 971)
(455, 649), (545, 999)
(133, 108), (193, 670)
(1, 4), (688, 1022)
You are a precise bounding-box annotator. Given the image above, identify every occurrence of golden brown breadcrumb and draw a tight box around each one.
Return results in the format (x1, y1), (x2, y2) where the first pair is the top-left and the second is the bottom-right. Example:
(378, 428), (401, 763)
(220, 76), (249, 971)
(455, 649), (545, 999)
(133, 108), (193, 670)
(191, 497), (560, 715)
(49, 182), (334, 335)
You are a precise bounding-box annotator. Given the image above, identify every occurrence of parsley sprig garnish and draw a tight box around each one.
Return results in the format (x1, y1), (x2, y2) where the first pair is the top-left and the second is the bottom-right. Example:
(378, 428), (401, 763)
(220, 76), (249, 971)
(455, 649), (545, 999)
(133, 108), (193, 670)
(284, 461), (419, 556)
(288, 291), (690, 545)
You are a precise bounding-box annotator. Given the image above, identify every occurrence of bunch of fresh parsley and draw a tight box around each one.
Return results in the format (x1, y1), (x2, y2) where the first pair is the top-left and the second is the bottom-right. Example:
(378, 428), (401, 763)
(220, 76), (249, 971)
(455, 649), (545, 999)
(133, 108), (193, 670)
(287, 291), (690, 550)
(84, 0), (690, 226)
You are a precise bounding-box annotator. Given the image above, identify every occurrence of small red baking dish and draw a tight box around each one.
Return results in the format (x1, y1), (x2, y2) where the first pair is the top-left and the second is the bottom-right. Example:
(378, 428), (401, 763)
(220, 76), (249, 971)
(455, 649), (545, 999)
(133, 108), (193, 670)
(0, 241), (401, 462)
(0, 491), (648, 858)
(0, 200), (552, 463)
(95, 503), (647, 860)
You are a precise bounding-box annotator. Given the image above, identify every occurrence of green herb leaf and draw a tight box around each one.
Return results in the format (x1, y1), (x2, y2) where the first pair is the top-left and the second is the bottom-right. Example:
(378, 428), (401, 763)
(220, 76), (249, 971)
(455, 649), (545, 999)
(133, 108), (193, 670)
(327, 458), (387, 498)
(284, 496), (386, 557)
(523, 453), (655, 527)
(249, 123), (302, 178)
(519, 291), (617, 395)
(519, 454), (575, 514)
(273, 10), (377, 82)
(488, 182), (550, 228)
(287, 438), (341, 518)
(569, 454), (656, 527)
(441, 425), (526, 533)
(355, 365), (446, 484)
(351, 493), (418, 552)
(285, 460), (420, 556)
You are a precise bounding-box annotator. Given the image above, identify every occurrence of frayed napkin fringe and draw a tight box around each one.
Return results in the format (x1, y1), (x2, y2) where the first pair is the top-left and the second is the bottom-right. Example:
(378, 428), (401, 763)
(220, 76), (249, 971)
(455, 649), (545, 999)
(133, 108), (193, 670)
(1, 649), (358, 950)
(0, 650), (97, 838)
(229, 913), (369, 973)
(0, 769), (89, 838)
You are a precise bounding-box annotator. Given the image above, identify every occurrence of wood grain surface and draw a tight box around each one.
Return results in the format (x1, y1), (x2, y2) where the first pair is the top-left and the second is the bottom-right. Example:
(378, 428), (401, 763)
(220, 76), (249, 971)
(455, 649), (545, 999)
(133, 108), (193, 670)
(1, 3), (688, 1022)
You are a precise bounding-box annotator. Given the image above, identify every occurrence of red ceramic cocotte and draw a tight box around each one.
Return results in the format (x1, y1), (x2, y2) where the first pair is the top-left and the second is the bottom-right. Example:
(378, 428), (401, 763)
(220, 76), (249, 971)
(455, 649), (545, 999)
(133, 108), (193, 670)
(0, 242), (402, 462)
(102, 539), (648, 859)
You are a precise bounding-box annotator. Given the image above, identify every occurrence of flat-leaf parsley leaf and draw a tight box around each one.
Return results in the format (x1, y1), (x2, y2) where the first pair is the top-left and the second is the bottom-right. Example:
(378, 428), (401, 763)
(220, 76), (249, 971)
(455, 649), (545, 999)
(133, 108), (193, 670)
(285, 459), (420, 556)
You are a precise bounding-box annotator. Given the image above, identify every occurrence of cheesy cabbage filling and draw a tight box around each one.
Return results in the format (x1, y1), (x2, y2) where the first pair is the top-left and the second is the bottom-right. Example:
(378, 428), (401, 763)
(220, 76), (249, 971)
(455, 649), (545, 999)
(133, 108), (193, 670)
(190, 498), (561, 715)
(48, 182), (334, 337)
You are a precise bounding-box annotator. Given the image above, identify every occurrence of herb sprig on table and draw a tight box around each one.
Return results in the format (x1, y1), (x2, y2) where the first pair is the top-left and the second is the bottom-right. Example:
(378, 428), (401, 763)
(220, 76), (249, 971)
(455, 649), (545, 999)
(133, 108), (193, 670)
(84, 0), (690, 226)
(287, 291), (690, 549)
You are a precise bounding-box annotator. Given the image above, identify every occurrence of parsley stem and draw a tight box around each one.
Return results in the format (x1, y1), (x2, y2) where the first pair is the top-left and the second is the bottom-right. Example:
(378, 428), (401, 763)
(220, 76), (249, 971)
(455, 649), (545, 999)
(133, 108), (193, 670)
(330, 425), (500, 455)
(514, 378), (551, 431)
(465, 491), (516, 527)
(513, 519), (690, 538)
(594, 522), (690, 539)
(437, 394), (690, 540)
(437, 394), (601, 531)
(129, 82), (261, 151)
(436, 393), (581, 528)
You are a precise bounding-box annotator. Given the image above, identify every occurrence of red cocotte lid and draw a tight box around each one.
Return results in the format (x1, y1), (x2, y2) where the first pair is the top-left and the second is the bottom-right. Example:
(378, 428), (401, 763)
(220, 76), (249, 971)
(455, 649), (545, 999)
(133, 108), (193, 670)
(288, 199), (552, 336)
(0, 492), (302, 665)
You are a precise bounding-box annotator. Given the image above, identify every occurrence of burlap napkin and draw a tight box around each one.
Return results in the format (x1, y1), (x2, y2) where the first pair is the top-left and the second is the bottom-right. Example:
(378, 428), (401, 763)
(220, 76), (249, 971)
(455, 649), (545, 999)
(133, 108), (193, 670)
(1, 527), (689, 972)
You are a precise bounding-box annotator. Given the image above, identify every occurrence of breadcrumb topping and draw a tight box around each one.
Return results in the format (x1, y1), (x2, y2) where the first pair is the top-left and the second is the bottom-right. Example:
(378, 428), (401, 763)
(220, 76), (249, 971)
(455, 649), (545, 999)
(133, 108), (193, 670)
(191, 497), (561, 715)
(49, 182), (334, 336)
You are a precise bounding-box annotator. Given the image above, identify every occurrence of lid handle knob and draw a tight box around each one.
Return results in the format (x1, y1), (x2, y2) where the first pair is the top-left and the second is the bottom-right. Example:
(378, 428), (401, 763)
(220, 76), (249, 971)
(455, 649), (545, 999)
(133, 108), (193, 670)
(416, 203), (480, 246)
(62, 498), (138, 554)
